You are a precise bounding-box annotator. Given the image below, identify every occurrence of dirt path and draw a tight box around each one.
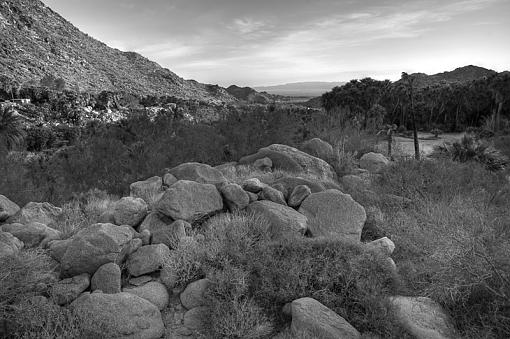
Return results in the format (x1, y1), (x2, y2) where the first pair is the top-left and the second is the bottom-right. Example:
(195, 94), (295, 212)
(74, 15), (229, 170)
(376, 132), (465, 158)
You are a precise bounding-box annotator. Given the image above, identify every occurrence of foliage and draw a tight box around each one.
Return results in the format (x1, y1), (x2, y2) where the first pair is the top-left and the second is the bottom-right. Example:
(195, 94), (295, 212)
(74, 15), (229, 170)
(0, 106), (25, 153)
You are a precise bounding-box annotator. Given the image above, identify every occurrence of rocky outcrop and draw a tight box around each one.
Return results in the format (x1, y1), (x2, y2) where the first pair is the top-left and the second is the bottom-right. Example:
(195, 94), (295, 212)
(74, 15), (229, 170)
(299, 190), (366, 241)
(70, 292), (165, 339)
(167, 162), (227, 186)
(290, 297), (361, 339)
(156, 180), (223, 222)
(247, 201), (307, 237)
(60, 223), (135, 277)
(239, 144), (337, 180)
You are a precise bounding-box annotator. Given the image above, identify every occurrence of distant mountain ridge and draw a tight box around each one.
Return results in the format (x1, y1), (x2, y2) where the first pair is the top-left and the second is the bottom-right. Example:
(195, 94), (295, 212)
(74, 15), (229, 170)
(254, 82), (347, 97)
(0, 0), (235, 102)
(408, 65), (497, 87)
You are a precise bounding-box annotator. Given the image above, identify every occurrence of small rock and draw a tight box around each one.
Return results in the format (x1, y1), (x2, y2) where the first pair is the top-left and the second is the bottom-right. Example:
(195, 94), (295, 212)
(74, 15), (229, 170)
(113, 197), (148, 227)
(365, 237), (395, 256)
(127, 244), (170, 277)
(247, 191), (259, 203)
(180, 279), (211, 309)
(242, 178), (267, 193)
(163, 173), (178, 187)
(123, 281), (169, 310)
(0, 222), (61, 248)
(91, 262), (121, 294)
(48, 238), (72, 262)
(139, 213), (187, 249)
(301, 138), (335, 162)
(259, 186), (287, 205)
(160, 267), (178, 290)
(183, 306), (210, 331)
(288, 185), (312, 208)
(52, 273), (90, 305)
(168, 162), (227, 186)
(219, 183), (250, 211)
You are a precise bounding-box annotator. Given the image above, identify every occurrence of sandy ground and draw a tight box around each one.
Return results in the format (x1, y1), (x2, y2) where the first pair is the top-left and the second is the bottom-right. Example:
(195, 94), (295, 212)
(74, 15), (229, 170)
(376, 132), (465, 158)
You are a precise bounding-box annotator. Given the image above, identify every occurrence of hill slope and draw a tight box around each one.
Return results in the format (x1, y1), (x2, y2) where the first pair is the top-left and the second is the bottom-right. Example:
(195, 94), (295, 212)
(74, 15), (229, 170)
(409, 65), (497, 87)
(0, 0), (235, 102)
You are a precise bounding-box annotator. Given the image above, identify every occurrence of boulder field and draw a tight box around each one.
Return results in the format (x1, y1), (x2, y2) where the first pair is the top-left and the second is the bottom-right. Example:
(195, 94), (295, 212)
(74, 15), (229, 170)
(0, 139), (456, 338)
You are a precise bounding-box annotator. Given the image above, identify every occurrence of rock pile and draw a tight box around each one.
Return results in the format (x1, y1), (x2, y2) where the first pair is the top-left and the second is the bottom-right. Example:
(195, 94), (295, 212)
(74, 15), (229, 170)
(0, 140), (456, 339)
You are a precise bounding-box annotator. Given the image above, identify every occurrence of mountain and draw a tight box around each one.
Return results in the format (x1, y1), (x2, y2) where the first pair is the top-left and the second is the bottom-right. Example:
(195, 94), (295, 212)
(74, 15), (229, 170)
(254, 81), (346, 97)
(0, 0), (235, 102)
(225, 85), (272, 104)
(409, 65), (497, 88)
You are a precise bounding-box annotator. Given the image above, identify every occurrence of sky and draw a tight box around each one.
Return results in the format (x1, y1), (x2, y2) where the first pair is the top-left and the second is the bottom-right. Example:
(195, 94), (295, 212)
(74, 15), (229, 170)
(42, 0), (510, 87)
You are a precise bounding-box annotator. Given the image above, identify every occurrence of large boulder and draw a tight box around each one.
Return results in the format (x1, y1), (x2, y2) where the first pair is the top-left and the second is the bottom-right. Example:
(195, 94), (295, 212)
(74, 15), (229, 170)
(60, 223), (135, 278)
(180, 279), (211, 309)
(70, 292), (164, 339)
(0, 232), (23, 257)
(239, 144), (337, 180)
(51, 273), (90, 305)
(124, 281), (169, 310)
(290, 297), (360, 339)
(113, 197), (148, 228)
(127, 244), (170, 277)
(247, 201), (307, 238)
(167, 162), (227, 186)
(155, 180), (223, 223)
(130, 176), (163, 206)
(219, 183), (250, 211)
(0, 222), (61, 248)
(299, 190), (366, 241)
(0, 195), (20, 222)
(359, 152), (389, 173)
(301, 138), (335, 162)
(388, 296), (458, 339)
(139, 213), (187, 249)
(91, 262), (121, 294)
(7, 202), (62, 227)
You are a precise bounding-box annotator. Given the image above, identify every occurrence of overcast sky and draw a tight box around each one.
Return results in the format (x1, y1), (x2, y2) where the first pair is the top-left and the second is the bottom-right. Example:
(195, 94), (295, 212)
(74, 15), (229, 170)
(42, 0), (509, 87)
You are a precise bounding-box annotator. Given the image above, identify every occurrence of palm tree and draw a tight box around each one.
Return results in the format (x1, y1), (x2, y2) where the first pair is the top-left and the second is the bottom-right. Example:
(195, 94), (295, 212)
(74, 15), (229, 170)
(0, 105), (25, 154)
(401, 72), (420, 160)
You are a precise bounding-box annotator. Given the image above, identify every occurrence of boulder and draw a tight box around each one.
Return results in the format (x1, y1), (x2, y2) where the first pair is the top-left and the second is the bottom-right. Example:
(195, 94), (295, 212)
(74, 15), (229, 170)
(7, 202), (62, 227)
(0, 232), (23, 257)
(123, 281), (169, 310)
(60, 223), (134, 278)
(219, 183), (250, 211)
(91, 262), (121, 294)
(139, 212), (187, 249)
(288, 185), (312, 208)
(70, 292), (164, 339)
(113, 197), (148, 228)
(299, 190), (366, 241)
(48, 238), (72, 262)
(239, 144), (336, 180)
(365, 237), (395, 256)
(127, 244), (170, 277)
(183, 306), (210, 332)
(51, 273), (90, 305)
(162, 173), (178, 187)
(155, 180), (223, 223)
(168, 162), (227, 186)
(180, 279), (211, 309)
(359, 153), (389, 173)
(0, 222), (61, 248)
(130, 176), (163, 206)
(388, 296), (458, 339)
(301, 138), (335, 162)
(258, 186), (287, 206)
(290, 297), (360, 339)
(242, 178), (267, 193)
(247, 201), (307, 238)
(0, 195), (20, 222)
(253, 157), (272, 171)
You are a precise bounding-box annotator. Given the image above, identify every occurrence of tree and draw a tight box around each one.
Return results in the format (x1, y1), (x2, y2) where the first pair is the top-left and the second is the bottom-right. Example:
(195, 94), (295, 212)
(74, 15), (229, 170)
(401, 72), (420, 160)
(0, 106), (25, 154)
(488, 72), (510, 132)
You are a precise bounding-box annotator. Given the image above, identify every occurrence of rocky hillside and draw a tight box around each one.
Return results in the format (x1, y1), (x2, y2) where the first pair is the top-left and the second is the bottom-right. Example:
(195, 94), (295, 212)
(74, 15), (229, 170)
(0, 0), (235, 102)
(408, 65), (497, 88)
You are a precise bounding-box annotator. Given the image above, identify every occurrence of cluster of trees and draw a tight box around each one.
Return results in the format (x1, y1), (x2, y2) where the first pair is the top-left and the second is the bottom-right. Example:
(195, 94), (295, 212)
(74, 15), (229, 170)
(322, 72), (510, 133)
